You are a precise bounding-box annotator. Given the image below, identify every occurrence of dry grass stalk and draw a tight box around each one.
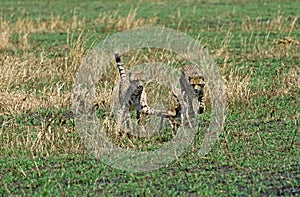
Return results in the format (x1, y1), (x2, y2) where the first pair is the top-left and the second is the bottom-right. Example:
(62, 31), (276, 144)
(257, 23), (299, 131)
(274, 64), (299, 97)
(241, 15), (298, 33)
(94, 8), (158, 31)
(0, 8), (298, 157)
(225, 69), (251, 106)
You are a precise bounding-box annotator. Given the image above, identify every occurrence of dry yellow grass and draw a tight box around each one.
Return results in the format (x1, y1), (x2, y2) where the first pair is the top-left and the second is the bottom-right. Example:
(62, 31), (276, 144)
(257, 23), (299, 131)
(0, 11), (160, 155)
(0, 53), (75, 114)
(0, 9), (298, 156)
(1, 11), (296, 104)
(94, 8), (158, 31)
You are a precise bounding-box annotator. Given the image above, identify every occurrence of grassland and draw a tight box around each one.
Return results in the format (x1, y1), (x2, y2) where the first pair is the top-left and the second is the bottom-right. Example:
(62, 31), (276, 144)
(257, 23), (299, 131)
(0, 0), (299, 196)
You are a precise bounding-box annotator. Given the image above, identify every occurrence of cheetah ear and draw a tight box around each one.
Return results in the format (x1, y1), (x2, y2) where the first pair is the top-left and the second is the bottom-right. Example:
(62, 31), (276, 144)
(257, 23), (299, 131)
(188, 76), (192, 81)
(201, 75), (205, 81)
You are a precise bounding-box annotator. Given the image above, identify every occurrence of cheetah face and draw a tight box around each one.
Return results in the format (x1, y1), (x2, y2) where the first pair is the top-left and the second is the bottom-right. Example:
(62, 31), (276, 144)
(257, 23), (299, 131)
(188, 75), (205, 94)
(129, 72), (145, 90)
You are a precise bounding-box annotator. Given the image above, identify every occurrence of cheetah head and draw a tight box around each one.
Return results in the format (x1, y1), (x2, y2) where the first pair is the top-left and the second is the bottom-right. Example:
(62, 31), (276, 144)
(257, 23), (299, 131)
(188, 75), (205, 94)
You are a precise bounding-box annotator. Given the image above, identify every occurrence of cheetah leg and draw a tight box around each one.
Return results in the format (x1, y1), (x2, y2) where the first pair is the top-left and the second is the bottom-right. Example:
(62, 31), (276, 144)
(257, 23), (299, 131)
(187, 97), (195, 118)
(115, 105), (132, 138)
(198, 96), (205, 114)
(139, 104), (174, 132)
(124, 109), (134, 135)
(169, 107), (182, 134)
(158, 115), (166, 132)
(115, 105), (125, 135)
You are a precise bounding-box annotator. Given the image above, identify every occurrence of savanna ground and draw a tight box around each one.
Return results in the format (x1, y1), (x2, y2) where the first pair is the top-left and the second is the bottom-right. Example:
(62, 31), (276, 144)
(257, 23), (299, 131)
(0, 0), (299, 196)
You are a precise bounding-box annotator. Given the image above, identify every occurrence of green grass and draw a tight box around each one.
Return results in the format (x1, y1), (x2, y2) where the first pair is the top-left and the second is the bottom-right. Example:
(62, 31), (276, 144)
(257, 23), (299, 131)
(0, 0), (299, 196)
